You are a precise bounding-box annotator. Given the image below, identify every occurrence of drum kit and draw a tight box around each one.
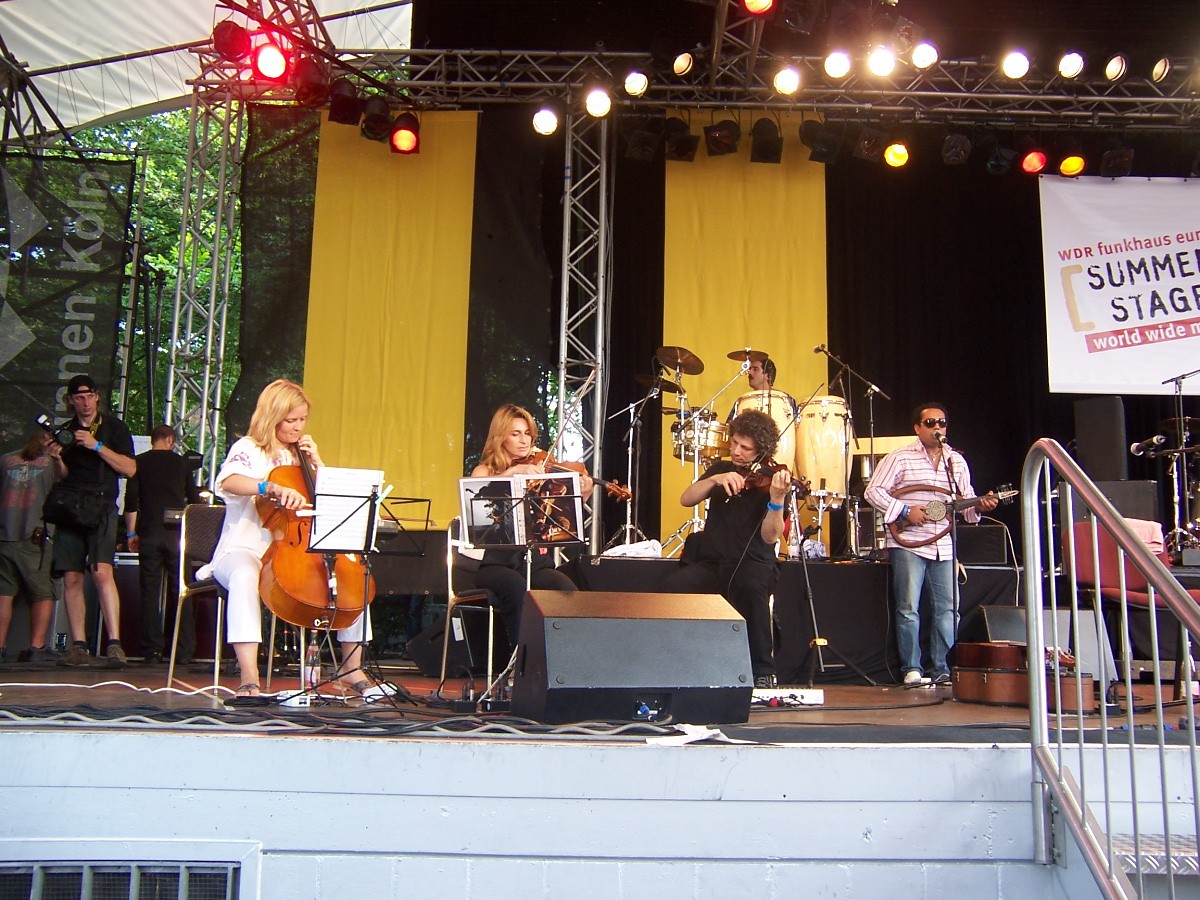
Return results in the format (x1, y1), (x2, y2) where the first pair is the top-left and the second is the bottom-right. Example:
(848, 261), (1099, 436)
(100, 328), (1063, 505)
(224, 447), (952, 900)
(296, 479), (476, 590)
(649, 344), (856, 553)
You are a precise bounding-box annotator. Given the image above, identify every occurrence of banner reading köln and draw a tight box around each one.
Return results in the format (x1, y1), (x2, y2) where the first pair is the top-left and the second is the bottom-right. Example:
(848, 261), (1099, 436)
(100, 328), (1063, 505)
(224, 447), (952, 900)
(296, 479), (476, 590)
(0, 153), (134, 448)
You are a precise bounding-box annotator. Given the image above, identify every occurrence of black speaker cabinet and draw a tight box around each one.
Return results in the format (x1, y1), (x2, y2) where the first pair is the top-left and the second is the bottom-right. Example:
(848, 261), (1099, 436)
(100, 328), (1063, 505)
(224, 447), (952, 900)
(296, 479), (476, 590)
(511, 590), (753, 725)
(406, 605), (494, 678)
(1061, 480), (1161, 524)
(956, 524), (1009, 566)
(1074, 396), (1127, 483)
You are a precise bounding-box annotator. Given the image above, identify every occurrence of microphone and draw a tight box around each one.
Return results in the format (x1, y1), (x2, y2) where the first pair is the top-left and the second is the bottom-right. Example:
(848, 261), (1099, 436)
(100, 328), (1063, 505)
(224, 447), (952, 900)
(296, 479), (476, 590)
(1129, 434), (1166, 456)
(813, 344), (826, 354)
(934, 431), (946, 445)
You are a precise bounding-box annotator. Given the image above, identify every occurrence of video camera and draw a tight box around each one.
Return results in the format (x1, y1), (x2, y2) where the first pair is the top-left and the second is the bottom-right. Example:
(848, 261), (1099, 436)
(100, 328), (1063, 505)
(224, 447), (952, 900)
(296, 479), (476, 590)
(35, 414), (76, 448)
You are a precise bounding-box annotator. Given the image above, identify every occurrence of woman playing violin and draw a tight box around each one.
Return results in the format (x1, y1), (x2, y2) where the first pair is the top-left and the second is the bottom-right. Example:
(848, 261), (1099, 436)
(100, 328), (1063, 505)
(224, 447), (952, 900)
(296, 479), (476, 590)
(470, 403), (592, 651)
(208, 379), (376, 699)
(662, 409), (791, 689)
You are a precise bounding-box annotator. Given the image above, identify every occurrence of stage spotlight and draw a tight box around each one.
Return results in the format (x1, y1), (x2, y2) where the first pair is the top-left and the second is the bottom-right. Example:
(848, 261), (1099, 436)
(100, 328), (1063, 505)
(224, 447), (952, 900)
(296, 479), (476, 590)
(1057, 51), (1085, 79)
(750, 118), (783, 163)
(327, 78), (363, 125)
(293, 56), (330, 108)
(867, 45), (896, 77)
(773, 65), (801, 96)
(673, 50), (696, 76)
(986, 145), (1016, 176)
(624, 69), (650, 97)
(213, 20), (251, 62)
(1151, 56), (1172, 83)
(622, 116), (662, 162)
(824, 50), (852, 79)
(389, 112), (420, 154)
(584, 85), (612, 118)
(1057, 138), (1086, 177)
(1001, 50), (1030, 80)
(532, 104), (561, 136)
(852, 126), (888, 163)
(251, 39), (290, 82)
(360, 96), (392, 142)
(882, 133), (909, 168)
(911, 40), (939, 70)
(1019, 141), (1048, 175)
(742, 0), (775, 14)
(1104, 53), (1129, 82)
(663, 117), (700, 162)
(800, 119), (841, 164)
(941, 132), (972, 166)
(704, 119), (741, 156)
(1098, 138), (1133, 178)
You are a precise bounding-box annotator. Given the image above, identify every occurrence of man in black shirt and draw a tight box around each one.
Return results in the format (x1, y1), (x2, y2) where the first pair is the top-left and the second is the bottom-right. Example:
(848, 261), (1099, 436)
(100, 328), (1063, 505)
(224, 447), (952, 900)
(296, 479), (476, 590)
(52, 374), (137, 667)
(124, 425), (204, 663)
(662, 410), (791, 688)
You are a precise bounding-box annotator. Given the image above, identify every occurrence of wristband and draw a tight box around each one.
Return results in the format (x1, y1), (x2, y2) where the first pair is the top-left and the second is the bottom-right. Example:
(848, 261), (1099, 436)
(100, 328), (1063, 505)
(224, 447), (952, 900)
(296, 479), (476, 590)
(900, 505), (909, 521)
(126, 531), (137, 538)
(93, 441), (104, 454)
(257, 480), (269, 496)
(766, 501), (784, 511)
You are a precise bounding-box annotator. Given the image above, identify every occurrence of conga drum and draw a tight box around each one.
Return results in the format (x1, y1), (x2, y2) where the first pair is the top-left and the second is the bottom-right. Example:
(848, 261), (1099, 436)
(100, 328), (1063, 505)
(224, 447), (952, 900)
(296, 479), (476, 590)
(796, 395), (853, 507)
(731, 389), (799, 473)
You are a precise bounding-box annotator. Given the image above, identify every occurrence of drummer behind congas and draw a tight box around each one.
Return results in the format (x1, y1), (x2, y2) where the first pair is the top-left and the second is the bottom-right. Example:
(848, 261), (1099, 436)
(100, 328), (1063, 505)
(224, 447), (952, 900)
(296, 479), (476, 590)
(728, 356), (797, 419)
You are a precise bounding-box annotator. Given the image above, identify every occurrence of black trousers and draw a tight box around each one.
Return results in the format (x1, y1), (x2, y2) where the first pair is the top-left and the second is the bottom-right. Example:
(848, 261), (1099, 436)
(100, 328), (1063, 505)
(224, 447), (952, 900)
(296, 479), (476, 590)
(138, 527), (189, 659)
(661, 557), (777, 677)
(472, 563), (577, 650)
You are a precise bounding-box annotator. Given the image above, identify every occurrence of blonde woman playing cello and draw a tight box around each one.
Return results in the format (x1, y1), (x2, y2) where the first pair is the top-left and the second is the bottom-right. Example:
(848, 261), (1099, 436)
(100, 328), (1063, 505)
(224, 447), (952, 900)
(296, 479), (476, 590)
(208, 379), (379, 700)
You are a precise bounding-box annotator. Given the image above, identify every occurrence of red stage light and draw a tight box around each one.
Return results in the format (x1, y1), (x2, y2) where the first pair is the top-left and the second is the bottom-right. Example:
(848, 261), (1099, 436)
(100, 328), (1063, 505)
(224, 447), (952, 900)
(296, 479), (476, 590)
(1020, 149), (1048, 175)
(252, 41), (290, 82)
(742, 0), (775, 14)
(389, 112), (420, 154)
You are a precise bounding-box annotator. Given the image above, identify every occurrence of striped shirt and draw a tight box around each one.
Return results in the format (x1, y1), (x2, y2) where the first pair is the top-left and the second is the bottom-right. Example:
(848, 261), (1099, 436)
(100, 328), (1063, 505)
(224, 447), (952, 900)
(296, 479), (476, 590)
(864, 439), (981, 560)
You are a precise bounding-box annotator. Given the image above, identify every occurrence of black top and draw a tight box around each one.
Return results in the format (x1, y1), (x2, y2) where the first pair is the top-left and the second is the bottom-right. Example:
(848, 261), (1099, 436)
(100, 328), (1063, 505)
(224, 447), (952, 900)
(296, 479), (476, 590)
(124, 448), (204, 532)
(695, 460), (784, 566)
(59, 413), (134, 500)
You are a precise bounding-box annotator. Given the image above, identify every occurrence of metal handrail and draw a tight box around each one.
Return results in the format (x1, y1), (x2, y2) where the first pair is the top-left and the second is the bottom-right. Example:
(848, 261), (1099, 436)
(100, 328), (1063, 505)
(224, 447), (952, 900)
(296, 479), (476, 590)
(1021, 437), (1199, 898)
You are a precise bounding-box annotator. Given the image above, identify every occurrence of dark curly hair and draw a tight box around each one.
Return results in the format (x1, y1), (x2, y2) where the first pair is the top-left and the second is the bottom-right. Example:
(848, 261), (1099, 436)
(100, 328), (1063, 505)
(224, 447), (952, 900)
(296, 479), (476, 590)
(729, 409), (779, 460)
(911, 401), (948, 426)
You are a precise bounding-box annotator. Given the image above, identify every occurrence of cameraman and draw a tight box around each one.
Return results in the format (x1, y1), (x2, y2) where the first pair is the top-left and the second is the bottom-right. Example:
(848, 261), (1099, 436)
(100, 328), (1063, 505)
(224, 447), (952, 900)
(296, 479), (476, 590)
(52, 375), (136, 668)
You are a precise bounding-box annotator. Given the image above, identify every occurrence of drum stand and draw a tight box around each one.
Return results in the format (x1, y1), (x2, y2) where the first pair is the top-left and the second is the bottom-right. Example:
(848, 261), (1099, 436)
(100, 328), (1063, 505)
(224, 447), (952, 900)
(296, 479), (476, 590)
(661, 363), (748, 558)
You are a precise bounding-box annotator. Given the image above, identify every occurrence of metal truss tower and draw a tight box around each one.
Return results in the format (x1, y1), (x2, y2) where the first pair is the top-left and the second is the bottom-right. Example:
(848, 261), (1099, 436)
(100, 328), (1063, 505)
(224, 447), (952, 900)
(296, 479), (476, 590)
(557, 114), (611, 549)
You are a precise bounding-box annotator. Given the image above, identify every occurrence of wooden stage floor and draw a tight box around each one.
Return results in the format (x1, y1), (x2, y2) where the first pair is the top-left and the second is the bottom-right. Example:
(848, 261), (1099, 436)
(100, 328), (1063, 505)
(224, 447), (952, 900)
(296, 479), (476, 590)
(0, 654), (1177, 744)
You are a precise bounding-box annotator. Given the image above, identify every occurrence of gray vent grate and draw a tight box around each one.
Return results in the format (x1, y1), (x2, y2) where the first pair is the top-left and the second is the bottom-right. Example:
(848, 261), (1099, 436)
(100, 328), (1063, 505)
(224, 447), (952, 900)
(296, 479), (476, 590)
(0, 863), (237, 900)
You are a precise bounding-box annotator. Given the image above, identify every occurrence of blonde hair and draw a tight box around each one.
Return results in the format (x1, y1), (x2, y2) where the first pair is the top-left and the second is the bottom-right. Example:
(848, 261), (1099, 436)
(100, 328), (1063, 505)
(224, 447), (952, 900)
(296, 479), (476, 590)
(479, 403), (538, 475)
(246, 379), (311, 453)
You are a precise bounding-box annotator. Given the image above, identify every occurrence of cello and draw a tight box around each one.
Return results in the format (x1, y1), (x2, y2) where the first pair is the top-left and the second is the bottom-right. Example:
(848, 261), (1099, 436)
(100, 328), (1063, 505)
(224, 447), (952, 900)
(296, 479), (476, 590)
(256, 444), (376, 630)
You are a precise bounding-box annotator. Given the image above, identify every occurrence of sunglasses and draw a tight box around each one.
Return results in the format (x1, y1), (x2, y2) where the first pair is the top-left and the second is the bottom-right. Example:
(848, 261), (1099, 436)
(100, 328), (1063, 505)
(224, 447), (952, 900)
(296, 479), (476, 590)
(921, 418), (947, 428)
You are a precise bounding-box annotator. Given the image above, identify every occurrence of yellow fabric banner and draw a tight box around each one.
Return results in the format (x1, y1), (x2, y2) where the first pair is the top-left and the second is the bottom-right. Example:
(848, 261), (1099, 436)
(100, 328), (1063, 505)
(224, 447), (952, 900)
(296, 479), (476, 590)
(660, 111), (828, 547)
(305, 111), (478, 528)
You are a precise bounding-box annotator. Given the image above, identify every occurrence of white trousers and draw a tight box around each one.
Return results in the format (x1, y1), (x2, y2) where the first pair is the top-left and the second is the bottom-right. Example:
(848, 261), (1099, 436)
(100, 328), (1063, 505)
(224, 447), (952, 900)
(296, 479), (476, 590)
(211, 548), (371, 643)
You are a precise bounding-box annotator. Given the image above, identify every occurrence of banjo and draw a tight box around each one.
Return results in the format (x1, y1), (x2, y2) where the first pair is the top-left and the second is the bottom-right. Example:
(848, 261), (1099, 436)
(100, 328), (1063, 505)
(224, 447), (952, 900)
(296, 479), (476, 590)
(887, 482), (1018, 548)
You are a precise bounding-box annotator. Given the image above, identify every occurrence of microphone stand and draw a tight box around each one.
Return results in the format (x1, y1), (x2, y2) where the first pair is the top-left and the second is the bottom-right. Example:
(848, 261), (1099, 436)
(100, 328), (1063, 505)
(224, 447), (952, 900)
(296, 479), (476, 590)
(1161, 367), (1200, 557)
(940, 435), (963, 671)
(602, 382), (657, 548)
(815, 346), (892, 559)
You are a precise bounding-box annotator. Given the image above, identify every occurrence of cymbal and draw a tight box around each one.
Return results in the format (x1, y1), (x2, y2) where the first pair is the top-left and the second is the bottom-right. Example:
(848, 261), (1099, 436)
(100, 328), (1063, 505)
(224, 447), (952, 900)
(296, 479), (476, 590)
(656, 345), (704, 375)
(727, 348), (769, 363)
(636, 374), (682, 394)
(1159, 417), (1200, 433)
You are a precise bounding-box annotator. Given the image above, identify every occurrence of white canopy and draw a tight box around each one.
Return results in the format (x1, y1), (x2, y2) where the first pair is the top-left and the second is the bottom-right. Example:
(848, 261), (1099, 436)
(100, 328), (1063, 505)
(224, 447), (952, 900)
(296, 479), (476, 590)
(0, 0), (412, 132)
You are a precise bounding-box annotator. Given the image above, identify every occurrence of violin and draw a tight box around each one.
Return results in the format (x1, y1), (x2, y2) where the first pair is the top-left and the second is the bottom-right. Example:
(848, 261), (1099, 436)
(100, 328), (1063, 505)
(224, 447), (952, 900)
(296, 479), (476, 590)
(736, 459), (810, 498)
(523, 449), (632, 502)
(256, 443), (376, 630)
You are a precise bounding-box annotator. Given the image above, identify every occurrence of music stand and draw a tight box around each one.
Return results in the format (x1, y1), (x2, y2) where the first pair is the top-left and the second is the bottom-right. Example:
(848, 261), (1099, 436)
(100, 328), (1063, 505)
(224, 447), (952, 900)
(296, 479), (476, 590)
(457, 472), (586, 708)
(298, 466), (401, 704)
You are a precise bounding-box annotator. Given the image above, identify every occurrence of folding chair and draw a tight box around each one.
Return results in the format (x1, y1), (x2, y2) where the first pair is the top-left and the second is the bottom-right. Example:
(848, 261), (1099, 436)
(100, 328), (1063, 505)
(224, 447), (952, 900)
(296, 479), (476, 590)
(438, 516), (498, 696)
(166, 503), (227, 692)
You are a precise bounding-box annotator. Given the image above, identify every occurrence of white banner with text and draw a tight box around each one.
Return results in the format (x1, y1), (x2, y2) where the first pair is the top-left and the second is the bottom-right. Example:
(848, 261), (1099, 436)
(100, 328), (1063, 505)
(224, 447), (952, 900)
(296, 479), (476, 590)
(1040, 176), (1200, 395)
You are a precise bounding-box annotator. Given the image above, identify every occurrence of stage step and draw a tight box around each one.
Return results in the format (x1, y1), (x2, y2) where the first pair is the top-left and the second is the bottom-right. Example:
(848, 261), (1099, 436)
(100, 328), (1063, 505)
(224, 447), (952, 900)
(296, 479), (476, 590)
(1113, 832), (1199, 877)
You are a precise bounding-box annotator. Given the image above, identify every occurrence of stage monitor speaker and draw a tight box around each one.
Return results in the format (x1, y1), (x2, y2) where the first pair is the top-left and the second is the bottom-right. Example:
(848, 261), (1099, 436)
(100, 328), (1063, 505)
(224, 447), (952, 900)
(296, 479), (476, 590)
(406, 605), (493, 679)
(1074, 396), (1127, 483)
(956, 524), (1009, 566)
(1061, 480), (1161, 524)
(511, 590), (753, 725)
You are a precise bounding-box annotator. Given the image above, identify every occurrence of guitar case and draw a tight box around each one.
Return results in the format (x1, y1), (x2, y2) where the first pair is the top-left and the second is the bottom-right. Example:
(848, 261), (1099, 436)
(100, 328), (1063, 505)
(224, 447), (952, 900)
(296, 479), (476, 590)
(952, 642), (1097, 712)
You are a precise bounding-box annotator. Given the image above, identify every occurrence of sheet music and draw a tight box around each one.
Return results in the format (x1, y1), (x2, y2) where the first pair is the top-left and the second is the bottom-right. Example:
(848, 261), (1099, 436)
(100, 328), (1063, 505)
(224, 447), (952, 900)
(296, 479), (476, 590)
(311, 466), (385, 553)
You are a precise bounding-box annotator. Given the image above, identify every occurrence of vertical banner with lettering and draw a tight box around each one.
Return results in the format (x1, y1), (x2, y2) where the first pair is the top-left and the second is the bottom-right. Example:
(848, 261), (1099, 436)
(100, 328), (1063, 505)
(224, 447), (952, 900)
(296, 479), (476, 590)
(1040, 177), (1200, 395)
(0, 153), (134, 446)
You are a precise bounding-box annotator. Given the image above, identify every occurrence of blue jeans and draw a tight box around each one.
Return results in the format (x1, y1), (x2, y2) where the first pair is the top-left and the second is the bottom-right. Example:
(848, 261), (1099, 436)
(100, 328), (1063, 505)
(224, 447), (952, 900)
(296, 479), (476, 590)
(890, 547), (955, 678)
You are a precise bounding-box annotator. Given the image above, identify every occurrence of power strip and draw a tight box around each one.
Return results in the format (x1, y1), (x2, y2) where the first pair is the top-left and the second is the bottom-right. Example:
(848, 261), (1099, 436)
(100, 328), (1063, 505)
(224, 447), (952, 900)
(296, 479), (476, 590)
(752, 688), (825, 706)
(276, 690), (311, 708)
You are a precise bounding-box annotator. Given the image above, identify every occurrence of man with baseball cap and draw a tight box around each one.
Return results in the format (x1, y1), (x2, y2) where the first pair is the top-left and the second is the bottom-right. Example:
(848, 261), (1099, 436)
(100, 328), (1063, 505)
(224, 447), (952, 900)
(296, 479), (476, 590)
(52, 374), (137, 667)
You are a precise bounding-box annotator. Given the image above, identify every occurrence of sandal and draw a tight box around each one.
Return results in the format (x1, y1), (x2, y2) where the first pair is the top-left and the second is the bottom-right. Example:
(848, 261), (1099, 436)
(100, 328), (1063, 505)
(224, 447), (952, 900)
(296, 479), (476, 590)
(345, 678), (399, 701)
(236, 683), (261, 697)
(226, 682), (270, 707)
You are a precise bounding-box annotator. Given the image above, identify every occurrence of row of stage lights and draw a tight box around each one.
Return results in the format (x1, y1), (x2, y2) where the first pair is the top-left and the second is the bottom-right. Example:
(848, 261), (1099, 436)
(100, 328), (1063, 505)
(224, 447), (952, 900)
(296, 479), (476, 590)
(211, 20), (421, 154)
(629, 115), (1140, 178)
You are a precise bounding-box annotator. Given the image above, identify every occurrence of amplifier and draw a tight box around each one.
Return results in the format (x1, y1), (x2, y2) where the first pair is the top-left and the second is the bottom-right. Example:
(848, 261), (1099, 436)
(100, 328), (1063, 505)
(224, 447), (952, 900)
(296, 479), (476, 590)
(956, 524), (1009, 566)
